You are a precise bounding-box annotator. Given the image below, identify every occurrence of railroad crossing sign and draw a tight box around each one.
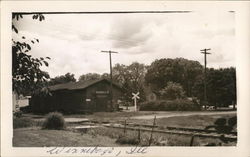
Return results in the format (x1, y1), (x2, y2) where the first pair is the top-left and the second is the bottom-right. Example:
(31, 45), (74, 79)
(132, 92), (140, 111)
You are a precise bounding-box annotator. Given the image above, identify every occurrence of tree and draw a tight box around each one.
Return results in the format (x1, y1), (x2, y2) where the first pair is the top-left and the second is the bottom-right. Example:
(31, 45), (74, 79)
(182, 59), (203, 96)
(78, 73), (101, 82)
(207, 67), (236, 107)
(159, 82), (186, 100)
(101, 73), (109, 79)
(193, 67), (236, 107)
(113, 62), (147, 102)
(49, 73), (76, 85)
(145, 58), (203, 96)
(12, 13), (50, 95)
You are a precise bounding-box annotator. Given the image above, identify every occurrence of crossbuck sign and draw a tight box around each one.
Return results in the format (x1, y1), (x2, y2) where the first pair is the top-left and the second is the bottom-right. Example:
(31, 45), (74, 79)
(132, 92), (140, 111)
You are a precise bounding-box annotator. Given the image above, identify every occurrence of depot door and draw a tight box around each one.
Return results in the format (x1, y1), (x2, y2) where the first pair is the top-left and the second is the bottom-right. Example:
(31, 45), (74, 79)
(95, 94), (109, 111)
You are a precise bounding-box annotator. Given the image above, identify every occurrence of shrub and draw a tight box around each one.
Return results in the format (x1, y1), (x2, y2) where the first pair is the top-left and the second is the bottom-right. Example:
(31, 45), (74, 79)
(140, 99), (201, 111)
(214, 118), (227, 126)
(13, 110), (23, 118)
(43, 112), (66, 130)
(13, 117), (34, 129)
(116, 135), (140, 145)
(20, 105), (32, 113)
(228, 116), (237, 127)
(159, 82), (186, 100)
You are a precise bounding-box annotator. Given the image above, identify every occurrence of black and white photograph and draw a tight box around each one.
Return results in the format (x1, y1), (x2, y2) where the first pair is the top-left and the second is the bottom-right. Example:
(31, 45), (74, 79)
(1, 1), (250, 157)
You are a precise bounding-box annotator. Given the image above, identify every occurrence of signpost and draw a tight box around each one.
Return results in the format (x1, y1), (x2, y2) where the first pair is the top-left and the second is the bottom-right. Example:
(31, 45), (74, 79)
(132, 92), (140, 112)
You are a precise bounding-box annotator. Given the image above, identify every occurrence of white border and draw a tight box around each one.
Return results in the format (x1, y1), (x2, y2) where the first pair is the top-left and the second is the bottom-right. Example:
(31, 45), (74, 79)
(1, 1), (250, 157)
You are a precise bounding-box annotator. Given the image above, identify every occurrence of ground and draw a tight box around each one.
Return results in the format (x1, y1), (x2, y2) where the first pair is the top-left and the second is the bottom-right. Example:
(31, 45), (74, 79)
(13, 128), (120, 147)
(13, 110), (237, 147)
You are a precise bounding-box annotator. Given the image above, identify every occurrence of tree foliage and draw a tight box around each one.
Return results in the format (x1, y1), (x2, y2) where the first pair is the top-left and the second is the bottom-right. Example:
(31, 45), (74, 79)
(193, 67), (236, 107)
(49, 73), (76, 85)
(159, 82), (186, 100)
(113, 62), (147, 102)
(12, 13), (50, 95)
(145, 58), (203, 97)
(145, 58), (236, 107)
(78, 73), (101, 82)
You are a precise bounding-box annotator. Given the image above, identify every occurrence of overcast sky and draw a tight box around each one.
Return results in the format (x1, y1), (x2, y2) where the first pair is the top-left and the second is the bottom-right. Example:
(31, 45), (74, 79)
(13, 11), (235, 80)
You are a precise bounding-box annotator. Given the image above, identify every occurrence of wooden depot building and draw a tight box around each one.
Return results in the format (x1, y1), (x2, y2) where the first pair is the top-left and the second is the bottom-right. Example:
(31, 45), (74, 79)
(30, 78), (123, 113)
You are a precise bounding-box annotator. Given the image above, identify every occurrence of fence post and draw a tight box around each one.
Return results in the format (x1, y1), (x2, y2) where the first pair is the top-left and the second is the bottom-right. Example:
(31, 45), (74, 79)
(190, 135), (195, 146)
(123, 120), (127, 136)
(138, 125), (141, 143)
(149, 115), (156, 146)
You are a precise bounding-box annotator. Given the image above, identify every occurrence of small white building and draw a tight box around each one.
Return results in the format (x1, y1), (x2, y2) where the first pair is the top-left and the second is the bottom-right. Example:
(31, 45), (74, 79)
(12, 92), (30, 112)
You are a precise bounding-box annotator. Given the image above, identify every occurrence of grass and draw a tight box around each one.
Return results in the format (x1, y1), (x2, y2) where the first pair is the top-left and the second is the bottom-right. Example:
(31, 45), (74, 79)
(86, 126), (236, 146)
(13, 126), (236, 147)
(23, 110), (236, 123)
(13, 128), (120, 147)
(84, 113), (237, 146)
(130, 113), (237, 129)
(14, 112), (237, 147)
(13, 117), (43, 129)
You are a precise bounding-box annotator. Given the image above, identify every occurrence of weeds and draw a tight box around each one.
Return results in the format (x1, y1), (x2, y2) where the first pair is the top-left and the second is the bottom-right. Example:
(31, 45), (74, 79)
(116, 135), (140, 145)
(86, 126), (235, 146)
(13, 117), (35, 129)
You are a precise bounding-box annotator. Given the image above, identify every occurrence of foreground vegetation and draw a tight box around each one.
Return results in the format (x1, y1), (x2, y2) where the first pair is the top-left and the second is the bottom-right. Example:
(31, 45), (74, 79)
(13, 112), (236, 147)
(13, 117), (42, 129)
(13, 128), (119, 147)
(131, 113), (237, 129)
(86, 126), (235, 146)
(140, 99), (201, 111)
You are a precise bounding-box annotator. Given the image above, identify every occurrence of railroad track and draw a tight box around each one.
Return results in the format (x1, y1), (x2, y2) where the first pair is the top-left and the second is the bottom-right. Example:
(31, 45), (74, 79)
(89, 120), (237, 141)
(124, 122), (237, 136)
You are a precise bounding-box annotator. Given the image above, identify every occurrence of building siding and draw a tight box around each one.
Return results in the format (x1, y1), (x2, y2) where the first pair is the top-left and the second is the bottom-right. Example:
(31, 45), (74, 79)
(30, 79), (123, 113)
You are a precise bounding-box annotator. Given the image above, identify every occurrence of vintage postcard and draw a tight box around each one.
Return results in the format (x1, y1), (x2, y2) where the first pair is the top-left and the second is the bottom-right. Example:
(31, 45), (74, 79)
(1, 1), (250, 157)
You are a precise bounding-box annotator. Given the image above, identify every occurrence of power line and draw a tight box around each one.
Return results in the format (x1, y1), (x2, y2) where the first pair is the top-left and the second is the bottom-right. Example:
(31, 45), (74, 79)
(200, 48), (211, 110)
(100, 50), (118, 111)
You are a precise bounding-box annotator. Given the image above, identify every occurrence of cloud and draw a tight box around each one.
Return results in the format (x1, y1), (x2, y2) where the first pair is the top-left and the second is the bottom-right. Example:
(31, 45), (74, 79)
(109, 16), (153, 49)
(192, 28), (235, 39)
(13, 12), (235, 79)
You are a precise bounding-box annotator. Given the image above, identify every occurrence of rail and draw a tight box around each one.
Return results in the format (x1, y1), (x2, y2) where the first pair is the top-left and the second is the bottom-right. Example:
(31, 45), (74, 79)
(90, 120), (237, 142)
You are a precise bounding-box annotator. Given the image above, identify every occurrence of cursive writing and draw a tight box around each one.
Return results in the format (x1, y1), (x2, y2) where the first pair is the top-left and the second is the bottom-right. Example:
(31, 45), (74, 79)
(47, 146), (114, 156)
(46, 146), (149, 156)
(126, 146), (148, 154)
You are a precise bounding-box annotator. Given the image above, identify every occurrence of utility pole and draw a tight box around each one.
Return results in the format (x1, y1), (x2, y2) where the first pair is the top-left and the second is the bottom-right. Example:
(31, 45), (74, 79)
(200, 48), (211, 110)
(100, 50), (118, 111)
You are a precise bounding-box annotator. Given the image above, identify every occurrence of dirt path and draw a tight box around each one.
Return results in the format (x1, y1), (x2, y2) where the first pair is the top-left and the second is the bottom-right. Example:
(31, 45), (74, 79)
(32, 117), (89, 123)
(132, 111), (236, 120)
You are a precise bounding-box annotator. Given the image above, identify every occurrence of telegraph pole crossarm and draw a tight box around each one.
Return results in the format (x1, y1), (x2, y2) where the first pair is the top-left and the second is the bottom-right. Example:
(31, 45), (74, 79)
(200, 48), (211, 110)
(100, 50), (118, 111)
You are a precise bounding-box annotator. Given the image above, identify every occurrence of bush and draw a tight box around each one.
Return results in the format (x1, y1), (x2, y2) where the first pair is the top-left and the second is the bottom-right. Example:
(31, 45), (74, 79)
(159, 82), (186, 100)
(214, 118), (227, 126)
(20, 105), (32, 113)
(13, 117), (34, 129)
(228, 116), (237, 126)
(116, 136), (140, 145)
(43, 112), (66, 130)
(13, 110), (23, 118)
(140, 99), (201, 111)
